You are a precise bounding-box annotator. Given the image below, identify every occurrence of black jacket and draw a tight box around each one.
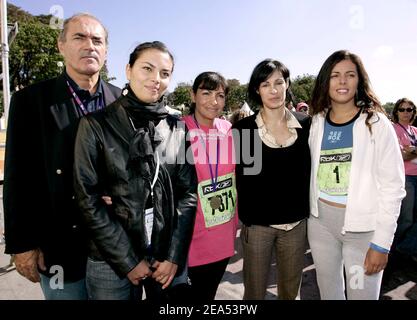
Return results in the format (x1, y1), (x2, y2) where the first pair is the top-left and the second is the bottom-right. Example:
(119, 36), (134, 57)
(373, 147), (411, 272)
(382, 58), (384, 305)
(3, 73), (121, 281)
(73, 98), (197, 277)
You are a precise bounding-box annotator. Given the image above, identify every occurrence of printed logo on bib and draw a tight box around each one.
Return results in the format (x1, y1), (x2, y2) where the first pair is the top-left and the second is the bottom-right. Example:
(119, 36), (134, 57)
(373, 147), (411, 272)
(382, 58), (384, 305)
(201, 177), (233, 195)
(198, 172), (237, 228)
(317, 147), (352, 196)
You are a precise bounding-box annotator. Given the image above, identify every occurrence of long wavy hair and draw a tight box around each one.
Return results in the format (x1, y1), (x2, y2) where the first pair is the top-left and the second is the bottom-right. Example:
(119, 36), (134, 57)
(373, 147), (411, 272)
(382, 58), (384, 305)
(310, 50), (384, 133)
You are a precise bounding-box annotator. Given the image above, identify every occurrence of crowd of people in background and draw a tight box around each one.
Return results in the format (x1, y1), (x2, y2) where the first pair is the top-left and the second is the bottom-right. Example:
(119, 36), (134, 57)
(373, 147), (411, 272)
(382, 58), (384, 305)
(2, 12), (416, 302)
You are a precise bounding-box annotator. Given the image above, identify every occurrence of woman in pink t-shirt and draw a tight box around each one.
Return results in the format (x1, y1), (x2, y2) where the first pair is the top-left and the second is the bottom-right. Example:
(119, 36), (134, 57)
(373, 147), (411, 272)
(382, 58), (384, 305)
(392, 98), (417, 259)
(183, 72), (238, 301)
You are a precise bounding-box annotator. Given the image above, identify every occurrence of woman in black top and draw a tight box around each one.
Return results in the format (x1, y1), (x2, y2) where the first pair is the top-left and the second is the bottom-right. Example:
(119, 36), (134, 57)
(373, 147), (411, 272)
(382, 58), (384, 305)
(233, 59), (310, 300)
(74, 41), (197, 300)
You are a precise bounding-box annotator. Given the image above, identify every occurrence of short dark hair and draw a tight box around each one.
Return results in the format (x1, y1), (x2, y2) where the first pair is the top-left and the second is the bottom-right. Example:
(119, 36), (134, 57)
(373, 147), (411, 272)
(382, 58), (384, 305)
(247, 59), (291, 109)
(59, 13), (108, 45)
(128, 41), (174, 71)
(392, 98), (417, 124)
(189, 72), (229, 114)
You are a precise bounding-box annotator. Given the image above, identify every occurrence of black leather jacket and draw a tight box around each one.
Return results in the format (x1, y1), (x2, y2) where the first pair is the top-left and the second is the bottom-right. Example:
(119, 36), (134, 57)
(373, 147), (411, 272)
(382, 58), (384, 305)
(73, 99), (197, 277)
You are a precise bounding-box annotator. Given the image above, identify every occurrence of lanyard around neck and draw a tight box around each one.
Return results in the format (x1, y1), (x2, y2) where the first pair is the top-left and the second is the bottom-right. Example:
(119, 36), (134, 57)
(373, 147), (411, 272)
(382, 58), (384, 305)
(398, 123), (417, 145)
(192, 115), (220, 192)
(66, 80), (103, 115)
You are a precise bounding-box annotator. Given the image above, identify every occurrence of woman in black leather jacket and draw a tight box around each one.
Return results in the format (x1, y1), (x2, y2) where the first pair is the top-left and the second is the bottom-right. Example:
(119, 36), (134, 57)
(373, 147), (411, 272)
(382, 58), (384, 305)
(73, 41), (197, 300)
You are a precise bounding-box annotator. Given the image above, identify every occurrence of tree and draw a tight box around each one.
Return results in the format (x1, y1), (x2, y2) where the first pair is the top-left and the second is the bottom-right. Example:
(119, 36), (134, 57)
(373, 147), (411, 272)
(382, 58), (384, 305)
(291, 74), (316, 104)
(226, 81), (247, 112)
(383, 102), (395, 116)
(169, 82), (192, 109)
(100, 63), (117, 83)
(9, 22), (63, 89)
(227, 79), (241, 87)
(7, 3), (37, 23)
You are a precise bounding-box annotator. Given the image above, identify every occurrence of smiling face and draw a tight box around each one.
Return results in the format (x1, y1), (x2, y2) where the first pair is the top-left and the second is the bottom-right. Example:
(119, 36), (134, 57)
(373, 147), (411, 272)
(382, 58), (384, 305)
(328, 59), (359, 107)
(192, 85), (226, 126)
(58, 16), (107, 78)
(258, 70), (288, 110)
(126, 48), (173, 103)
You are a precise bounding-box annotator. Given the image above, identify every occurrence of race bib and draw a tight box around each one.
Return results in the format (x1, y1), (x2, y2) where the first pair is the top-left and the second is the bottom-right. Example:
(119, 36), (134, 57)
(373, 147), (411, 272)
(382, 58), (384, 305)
(198, 172), (237, 228)
(317, 147), (352, 196)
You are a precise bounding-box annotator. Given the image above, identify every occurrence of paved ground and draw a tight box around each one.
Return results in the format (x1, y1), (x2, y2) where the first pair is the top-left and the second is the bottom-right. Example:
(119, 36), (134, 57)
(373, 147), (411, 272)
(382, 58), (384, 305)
(216, 228), (417, 300)
(1, 227), (416, 300)
(1, 182), (416, 300)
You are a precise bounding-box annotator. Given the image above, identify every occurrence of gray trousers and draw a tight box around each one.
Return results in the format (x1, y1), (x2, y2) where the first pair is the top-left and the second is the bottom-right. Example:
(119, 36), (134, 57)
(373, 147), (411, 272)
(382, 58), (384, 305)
(308, 200), (383, 300)
(241, 220), (306, 300)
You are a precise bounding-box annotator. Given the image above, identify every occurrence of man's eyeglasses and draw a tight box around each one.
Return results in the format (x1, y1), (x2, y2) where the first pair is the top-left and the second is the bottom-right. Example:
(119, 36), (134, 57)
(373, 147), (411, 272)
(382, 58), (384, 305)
(398, 108), (414, 112)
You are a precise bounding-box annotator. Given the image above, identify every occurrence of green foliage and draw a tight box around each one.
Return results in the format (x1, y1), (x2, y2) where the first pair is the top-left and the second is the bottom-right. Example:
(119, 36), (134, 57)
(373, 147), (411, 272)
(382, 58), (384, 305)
(9, 22), (63, 89)
(100, 63), (116, 82)
(7, 3), (36, 23)
(291, 74), (316, 104)
(169, 83), (192, 109)
(226, 79), (247, 112)
(383, 102), (395, 116)
(35, 14), (55, 25)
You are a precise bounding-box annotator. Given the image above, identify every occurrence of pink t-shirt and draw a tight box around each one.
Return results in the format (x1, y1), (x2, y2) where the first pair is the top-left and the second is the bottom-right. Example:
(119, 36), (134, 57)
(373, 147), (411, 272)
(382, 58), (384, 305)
(183, 115), (238, 267)
(393, 122), (417, 176)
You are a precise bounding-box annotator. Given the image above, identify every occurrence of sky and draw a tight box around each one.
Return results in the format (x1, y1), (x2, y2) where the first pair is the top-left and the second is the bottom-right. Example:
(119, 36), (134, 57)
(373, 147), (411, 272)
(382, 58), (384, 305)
(8, 0), (417, 104)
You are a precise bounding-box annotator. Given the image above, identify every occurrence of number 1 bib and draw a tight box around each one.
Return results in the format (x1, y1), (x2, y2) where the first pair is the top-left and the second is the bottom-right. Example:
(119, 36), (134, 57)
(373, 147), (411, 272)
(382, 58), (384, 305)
(317, 147), (352, 196)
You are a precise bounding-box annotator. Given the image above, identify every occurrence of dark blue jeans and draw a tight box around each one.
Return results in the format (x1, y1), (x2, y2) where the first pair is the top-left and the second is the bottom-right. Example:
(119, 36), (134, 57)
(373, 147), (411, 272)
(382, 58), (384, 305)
(395, 175), (417, 255)
(86, 258), (189, 301)
(40, 274), (88, 300)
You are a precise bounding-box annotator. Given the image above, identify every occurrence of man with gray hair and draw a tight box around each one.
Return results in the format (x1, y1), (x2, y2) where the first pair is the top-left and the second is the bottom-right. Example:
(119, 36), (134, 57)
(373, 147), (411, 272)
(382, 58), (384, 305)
(3, 13), (121, 299)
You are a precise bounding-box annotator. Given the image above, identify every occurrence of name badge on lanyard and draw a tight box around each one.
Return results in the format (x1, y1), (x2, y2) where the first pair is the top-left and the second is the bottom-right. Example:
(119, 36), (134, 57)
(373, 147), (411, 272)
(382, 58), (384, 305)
(144, 208), (154, 246)
(192, 115), (236, 228)
(128, 116), (160, 246)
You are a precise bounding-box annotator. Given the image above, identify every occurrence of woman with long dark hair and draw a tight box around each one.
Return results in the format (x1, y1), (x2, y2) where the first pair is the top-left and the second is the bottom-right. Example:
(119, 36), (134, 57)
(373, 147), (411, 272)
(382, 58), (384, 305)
(308, 50), (405, 299)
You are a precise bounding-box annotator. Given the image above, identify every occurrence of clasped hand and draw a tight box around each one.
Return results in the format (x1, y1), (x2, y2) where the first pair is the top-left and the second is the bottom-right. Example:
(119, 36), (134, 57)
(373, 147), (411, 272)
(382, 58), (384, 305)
(127, 259), (178, 289)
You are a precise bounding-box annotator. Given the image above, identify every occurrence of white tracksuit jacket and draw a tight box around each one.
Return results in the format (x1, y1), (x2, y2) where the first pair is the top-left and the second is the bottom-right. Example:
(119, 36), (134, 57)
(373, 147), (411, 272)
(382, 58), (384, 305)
(309, 111), (406, 250)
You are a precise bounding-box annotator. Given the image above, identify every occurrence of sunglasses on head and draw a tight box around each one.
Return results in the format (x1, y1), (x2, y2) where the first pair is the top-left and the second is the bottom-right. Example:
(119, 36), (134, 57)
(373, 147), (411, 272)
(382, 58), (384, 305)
(398, 108), (414, 112)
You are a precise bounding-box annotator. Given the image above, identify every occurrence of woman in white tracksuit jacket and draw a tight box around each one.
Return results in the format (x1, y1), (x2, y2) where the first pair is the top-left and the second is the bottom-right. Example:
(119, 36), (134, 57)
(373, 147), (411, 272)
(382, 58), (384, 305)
(308, 50), (406, 300)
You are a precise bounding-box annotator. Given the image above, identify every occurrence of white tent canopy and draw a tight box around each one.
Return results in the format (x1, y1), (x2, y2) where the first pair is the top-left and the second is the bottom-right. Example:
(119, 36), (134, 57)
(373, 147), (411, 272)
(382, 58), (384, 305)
(240, 101), (254, 115)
